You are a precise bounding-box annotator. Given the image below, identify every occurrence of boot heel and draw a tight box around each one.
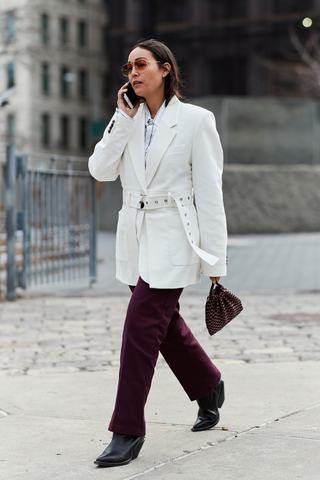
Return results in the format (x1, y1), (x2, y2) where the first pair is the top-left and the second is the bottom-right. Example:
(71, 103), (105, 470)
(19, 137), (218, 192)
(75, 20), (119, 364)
(217, 380), (225, 408)
(132, 437), (145, 460)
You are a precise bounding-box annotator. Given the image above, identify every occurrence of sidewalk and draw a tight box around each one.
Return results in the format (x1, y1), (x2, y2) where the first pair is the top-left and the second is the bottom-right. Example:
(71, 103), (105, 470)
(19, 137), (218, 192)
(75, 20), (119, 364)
(1, 361), (319, 479)
(0, 232), (320, 479)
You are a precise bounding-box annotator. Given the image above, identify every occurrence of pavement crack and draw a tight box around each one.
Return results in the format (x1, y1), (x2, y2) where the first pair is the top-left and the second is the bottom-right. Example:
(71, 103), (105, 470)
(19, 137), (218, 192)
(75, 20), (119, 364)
(122, 434), (234, 480)
(122, 403), (320, 480)
(245, 432), (320, 442)
(244, 402), (320, 434)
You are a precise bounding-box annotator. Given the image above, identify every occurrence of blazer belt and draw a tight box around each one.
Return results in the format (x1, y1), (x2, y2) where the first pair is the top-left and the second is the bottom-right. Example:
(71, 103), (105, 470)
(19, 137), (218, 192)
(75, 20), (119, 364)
(123, 190), (219, 267)
(123, 190), (193, 210)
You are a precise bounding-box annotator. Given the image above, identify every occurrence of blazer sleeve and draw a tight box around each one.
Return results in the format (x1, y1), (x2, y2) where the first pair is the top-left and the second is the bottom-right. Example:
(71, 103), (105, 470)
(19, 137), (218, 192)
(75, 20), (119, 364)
(192, 111), (227, 277)
(88, 112), (135, 182)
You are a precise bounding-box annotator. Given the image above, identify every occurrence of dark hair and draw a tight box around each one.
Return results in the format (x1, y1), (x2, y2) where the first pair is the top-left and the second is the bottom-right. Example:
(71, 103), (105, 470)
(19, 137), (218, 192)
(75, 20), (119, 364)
(129, 39), (184, 106)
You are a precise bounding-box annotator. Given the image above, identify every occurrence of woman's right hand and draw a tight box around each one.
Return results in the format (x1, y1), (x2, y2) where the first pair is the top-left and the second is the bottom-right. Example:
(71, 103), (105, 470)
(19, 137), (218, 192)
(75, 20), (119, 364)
(117, 82), (140, 118)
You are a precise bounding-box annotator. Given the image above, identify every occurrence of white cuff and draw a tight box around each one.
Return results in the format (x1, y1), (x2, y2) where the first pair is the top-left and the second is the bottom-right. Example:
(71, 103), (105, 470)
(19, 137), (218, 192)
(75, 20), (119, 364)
(116, 108), (134, 122)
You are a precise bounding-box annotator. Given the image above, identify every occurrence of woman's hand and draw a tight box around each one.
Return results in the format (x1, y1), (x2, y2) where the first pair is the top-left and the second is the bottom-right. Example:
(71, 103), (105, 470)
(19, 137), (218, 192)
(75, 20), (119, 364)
(117, 82), (140, 118)
(210, 277), (220, 284)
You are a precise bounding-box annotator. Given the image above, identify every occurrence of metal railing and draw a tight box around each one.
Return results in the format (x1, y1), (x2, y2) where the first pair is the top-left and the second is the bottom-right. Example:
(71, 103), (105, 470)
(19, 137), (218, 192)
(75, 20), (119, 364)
(5, 147), (97, 300)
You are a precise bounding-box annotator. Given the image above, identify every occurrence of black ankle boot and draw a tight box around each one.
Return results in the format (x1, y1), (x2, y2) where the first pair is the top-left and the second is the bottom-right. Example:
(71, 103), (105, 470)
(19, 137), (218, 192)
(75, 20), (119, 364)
(94, 433), (145, 467)
(192, 379), (225, 432)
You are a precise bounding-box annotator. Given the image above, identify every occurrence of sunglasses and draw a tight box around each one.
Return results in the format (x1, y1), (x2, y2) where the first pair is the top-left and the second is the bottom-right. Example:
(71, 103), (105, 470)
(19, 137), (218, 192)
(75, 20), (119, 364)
(121, 59), (162, 76)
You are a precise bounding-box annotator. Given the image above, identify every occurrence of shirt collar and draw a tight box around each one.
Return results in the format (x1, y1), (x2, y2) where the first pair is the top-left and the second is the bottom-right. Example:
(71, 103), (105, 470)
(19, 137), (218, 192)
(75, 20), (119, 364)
(145, 100), (166, 126)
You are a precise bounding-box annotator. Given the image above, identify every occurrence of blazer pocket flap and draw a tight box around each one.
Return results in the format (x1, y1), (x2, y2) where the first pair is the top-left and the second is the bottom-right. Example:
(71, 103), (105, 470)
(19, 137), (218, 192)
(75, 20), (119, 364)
(166, 144), (186, 154)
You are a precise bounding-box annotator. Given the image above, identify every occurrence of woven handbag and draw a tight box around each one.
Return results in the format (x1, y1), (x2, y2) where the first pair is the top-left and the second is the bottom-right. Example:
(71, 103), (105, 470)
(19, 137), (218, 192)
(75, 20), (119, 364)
(205, 282), (243, 335)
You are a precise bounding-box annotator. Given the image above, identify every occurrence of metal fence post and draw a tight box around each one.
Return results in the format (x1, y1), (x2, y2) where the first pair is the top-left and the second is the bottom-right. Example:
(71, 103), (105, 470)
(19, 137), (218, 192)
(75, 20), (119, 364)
(5, 145), (16, 300)
(89, 177), (97, 284)
(16, 155), (28, 289)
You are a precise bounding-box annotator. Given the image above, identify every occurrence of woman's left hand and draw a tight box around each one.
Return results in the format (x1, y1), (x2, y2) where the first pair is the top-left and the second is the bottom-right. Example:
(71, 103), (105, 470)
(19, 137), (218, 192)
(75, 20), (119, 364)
(210, 277), (220, 284)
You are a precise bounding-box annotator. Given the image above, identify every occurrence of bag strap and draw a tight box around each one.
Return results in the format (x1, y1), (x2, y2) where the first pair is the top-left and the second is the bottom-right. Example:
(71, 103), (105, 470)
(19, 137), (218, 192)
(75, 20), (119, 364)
(209, 281), (222, 295)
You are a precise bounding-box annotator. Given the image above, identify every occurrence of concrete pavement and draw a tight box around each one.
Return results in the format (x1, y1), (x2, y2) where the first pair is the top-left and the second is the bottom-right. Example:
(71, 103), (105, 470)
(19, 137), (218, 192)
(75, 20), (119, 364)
(1, 292), (320, 479)
(0, 294), (319, 375)
(1, 362), (319, 480)
(0, 231), (320, 479)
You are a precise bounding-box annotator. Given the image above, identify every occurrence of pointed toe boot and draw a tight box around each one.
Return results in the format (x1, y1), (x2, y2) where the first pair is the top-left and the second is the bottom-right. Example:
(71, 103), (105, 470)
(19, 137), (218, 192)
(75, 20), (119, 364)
(94, 433), (145, 467)
(192, 379), (225, 432)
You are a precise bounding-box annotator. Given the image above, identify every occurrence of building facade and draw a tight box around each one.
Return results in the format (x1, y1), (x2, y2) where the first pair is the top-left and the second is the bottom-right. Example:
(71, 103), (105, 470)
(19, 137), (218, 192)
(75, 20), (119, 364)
(0, 0), (109, 164)
(105, 0), (320, 116)
(2, 0), (320, 160)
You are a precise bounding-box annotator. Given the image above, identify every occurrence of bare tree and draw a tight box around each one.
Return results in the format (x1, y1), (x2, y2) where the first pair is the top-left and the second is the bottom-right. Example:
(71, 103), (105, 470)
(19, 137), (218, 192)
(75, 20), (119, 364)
(287, 25), (320, 96)
(255, 25), (320, 98)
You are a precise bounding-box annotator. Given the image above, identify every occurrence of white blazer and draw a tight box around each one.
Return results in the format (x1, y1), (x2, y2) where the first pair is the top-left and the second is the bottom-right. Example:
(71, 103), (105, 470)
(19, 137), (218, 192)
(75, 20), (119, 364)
(89, 96), (227, 289)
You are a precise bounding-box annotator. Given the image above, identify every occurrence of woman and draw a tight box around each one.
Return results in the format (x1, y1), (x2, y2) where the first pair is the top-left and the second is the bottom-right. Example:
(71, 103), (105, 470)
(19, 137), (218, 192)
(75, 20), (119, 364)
(88, 39), (227, 467)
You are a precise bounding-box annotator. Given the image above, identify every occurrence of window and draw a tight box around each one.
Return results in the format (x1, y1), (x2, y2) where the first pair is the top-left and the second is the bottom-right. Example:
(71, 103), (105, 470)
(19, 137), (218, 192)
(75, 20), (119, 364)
(78, 21), (87, 47)
(61, 67), (70, 97)
(209, 57), (247, 95)
(78, 70), (88, 98)
(41, 114), (50, 146)
(7, 114), (16, 146)
(102, 72), (110, 97)
(275, 0), (313, 14)
(5, 11), (15, 42)
(102, 25), (108, 52)
(79, 118), (88, 149)
(60, 116), (70, 148)
(60, 18), (69, 45)
(156, 0), (186, 23)
(7, 62), (15, 88)
(42, 63), (50, 94)
(208, 0), (247, 19)
(41, 14), (49, 45)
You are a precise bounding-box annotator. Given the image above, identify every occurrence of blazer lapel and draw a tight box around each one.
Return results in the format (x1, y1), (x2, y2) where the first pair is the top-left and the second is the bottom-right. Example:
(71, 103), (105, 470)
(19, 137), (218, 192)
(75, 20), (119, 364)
(127, 105), (147, 193)
(145, 97), (180, 187)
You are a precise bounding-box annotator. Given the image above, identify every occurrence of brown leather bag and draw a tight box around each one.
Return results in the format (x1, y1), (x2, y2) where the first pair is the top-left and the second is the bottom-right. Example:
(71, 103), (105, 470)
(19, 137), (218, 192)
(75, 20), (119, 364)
(205, 282), (243, 335)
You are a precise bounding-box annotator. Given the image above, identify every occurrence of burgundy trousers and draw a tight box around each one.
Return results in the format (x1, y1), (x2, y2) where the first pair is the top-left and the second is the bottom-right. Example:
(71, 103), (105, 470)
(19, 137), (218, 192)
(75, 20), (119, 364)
(108, 277), (221, 436)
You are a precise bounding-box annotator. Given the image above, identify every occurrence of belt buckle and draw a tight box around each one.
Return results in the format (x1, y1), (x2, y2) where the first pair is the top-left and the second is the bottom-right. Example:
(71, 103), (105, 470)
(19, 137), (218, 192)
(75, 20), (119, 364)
(139, 193), (145, 209)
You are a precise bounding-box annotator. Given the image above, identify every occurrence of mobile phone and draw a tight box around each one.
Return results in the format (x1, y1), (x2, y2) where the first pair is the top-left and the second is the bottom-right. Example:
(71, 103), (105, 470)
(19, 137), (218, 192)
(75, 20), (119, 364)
(123, 82), (139, 109)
